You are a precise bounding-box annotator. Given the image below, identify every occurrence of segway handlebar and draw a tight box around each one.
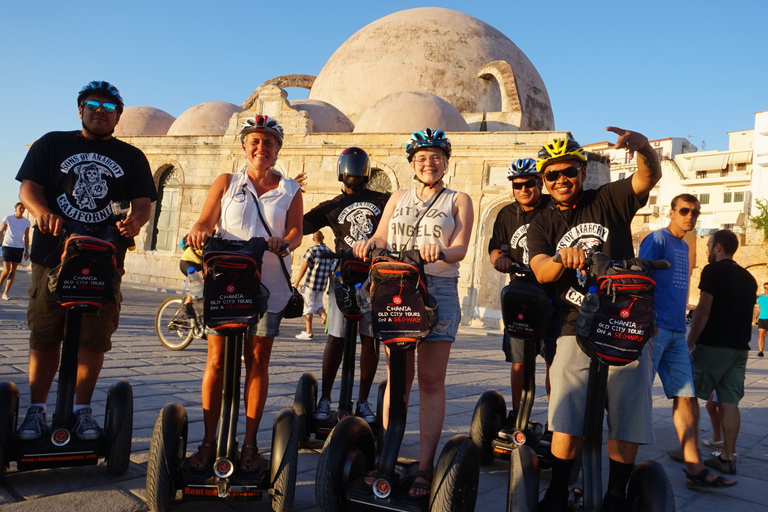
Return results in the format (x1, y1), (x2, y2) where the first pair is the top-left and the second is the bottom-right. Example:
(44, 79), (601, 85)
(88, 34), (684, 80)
(552, 250), (670, 273)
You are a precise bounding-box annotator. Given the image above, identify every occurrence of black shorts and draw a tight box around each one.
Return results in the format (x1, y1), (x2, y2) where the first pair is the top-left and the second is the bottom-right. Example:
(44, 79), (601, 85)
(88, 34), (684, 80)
(758, 318), (768, 330)
(2, 246), (23, 263)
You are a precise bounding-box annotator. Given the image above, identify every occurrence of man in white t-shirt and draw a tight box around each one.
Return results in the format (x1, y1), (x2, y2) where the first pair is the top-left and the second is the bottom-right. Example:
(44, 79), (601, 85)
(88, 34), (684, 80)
(0, 202), (31, 300)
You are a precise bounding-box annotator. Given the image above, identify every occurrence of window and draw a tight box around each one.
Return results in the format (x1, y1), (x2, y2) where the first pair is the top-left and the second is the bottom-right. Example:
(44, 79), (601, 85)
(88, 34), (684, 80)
(655, 147), (664, 159)
(618, 172), (626, 180)
(734, 191), (744, 202)
(736, 162), (747, 171)
(699, 193), (710, 205)
(624, 152), (632, 164)
(152, 166), (181, 251)
(696, 170), (707, 179)
(724, 192), (732, 203)
(649, 195), (657, 205)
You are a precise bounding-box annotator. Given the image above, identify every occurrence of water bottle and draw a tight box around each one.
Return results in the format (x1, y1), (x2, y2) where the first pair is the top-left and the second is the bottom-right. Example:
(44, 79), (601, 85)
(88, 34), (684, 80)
(355, 282), (372, 315)
(187, 267), (204, 299)
(576, 286), (600, 338)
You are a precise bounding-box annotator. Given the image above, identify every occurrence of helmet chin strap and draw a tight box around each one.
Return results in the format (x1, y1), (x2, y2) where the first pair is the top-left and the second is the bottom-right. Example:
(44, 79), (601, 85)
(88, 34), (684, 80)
(413, 175), (443, 190)
(81, 122), (113, 140)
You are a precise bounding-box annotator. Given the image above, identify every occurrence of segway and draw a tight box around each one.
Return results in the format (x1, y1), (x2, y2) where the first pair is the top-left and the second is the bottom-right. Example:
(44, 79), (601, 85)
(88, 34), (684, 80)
(294, 250), (379, 445)
(553, 251), (675, 512)
(315, 248), (479, 512)
(470, 257), (577, 511)
(0, 221), (133, 477)
(145, 237), (298, 511)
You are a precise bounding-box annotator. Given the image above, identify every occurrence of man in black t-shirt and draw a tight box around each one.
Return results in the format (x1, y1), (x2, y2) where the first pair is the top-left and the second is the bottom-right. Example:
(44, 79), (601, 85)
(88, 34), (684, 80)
(488, 158), (559, 440)
(302, 148), (389, 423)
(688, 229), (757, 476)
(14, 81), (157, 442)
(528, 129), (661, 511)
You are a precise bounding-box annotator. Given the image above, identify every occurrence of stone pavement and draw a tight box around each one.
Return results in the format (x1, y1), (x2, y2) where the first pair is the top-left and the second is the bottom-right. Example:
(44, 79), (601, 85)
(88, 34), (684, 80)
(1, 269), (767, 511)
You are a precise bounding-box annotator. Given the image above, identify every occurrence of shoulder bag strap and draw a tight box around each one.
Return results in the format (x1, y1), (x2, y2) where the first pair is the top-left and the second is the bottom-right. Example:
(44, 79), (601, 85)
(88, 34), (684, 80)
(248, 188), (294, 287)
(402, 186), (447, 251)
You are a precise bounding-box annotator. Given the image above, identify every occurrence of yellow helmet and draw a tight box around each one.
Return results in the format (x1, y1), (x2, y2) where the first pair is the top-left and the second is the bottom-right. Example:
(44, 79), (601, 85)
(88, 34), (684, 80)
(536, 138), (587, 173)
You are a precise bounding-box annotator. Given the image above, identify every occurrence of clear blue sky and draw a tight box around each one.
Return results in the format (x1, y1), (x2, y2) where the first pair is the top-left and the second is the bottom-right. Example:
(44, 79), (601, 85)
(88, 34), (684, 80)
(1, 0), (765, 212)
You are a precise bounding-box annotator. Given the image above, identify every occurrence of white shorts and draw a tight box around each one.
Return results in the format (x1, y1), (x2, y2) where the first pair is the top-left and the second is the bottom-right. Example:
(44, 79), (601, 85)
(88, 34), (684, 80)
(302, 287), (326, 316)
(327, 284), (372, 339)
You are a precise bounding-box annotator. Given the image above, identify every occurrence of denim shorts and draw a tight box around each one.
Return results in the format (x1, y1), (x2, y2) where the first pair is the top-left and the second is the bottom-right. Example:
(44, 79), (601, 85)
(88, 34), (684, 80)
(650, 327), (696, 399)
(423, 275), (460, 343)
(205, 309), (284, 338)
(327, 285), (373, 339)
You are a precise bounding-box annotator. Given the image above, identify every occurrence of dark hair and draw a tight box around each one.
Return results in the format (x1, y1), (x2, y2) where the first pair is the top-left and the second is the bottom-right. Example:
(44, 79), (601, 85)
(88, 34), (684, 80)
(313, 231), (324, 243)
(711, 229), (738, 256)
(15, 202), (23, 208)
(671, 193), (699, 209)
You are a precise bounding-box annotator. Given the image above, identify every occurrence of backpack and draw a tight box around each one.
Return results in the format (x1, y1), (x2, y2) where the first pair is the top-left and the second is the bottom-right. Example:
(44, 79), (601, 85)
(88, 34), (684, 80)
(576, 253), (658, 366)
(48, 223), (121, 310)
(332, 252), (371, 319)
(202, 237), (270, 334)
(368, 248), (438, 349)
(501, 272), (553, 342)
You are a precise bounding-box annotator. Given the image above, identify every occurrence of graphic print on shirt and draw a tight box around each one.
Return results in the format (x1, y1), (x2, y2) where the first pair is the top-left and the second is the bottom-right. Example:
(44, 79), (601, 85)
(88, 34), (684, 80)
(556, 222), (610, 306)
(390, 204), (449, 252)
(57, 153), (125, 223)
(509, 224), (531, 264)
(339, 201), (382, 248)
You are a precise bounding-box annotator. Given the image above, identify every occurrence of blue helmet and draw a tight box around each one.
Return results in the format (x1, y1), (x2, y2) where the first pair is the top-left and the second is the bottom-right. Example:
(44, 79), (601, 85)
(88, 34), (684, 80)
(77, 81), (124, 113)
(507, 158), (539, 180)
(405, 128), (452, 162)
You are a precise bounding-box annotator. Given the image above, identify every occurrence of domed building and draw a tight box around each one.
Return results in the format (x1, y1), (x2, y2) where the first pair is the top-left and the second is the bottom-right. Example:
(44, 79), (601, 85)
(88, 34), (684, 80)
(114, 106), (175, 137)
(116, 8), (607, 328)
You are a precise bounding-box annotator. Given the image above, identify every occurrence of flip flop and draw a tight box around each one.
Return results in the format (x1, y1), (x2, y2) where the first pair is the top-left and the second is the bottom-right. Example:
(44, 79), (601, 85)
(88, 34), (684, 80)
(684, 468), (737, 489)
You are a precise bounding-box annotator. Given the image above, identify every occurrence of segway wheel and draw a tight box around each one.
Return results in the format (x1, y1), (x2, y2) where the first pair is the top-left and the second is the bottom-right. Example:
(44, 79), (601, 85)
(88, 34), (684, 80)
(374, 378), (386, 454)
(316, 416), (375, 512)
(146, 403), (188, 512)
(293, 372), (317, 448)
(627, 460), (676, 512)
(469, 389), (506, 465)
(507, 444), (539, 512)
(155, 298), (195, 350)
(0, 381), (19, 478)
(105, 380), (133, 475)
(271, 407), (298, 512)
(430, 434), (480, 512)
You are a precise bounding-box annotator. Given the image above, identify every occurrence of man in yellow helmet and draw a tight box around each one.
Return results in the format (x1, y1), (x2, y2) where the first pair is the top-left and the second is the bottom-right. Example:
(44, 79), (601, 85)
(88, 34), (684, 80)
(528, 127), (661, 511)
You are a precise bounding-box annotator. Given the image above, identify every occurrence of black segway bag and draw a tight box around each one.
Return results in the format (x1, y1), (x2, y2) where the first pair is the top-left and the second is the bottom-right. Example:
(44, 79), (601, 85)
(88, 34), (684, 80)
(48, 223), (121, 309)
(203, 237), (269, 333)
(368, 248), (438, 349)
(576, 254), (657, 366)
(501, 274), (553, 342)
(333, 253), (371, 320)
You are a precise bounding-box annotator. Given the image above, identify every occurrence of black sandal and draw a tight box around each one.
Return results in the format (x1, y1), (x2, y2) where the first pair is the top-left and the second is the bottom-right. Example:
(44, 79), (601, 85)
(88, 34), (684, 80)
(186, 442), (215, 471)
(684, 468), (737, 489)
(240, 444), (266, 474)
(408, 470), (433, 499)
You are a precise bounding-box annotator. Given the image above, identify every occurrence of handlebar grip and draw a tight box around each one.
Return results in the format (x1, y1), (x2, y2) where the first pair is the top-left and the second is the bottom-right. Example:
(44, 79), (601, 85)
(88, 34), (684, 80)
(552, 253), (563, 264)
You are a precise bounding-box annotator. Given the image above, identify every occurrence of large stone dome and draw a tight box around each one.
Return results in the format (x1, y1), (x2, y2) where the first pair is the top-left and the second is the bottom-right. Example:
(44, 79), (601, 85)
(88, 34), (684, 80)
(354, 91), (468, 133)
(308, 7), (553, 130)
(289, 99), (354, 132)
(167, 101), (244, 136)
(114, 106), (175, 137)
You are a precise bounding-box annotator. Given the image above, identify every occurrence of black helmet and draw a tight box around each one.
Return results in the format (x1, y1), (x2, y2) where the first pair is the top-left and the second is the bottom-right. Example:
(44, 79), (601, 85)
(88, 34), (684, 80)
(337, 147), (371, 182)
(77, 81), (124, 113)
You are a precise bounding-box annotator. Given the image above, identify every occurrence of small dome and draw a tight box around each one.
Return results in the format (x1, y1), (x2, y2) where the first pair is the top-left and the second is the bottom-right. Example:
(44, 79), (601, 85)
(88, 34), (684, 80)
(167, 101), (244, 136)
(289, 99), (354, 132)
(354, 91), (469, 133)
(114, 106), (175, 137)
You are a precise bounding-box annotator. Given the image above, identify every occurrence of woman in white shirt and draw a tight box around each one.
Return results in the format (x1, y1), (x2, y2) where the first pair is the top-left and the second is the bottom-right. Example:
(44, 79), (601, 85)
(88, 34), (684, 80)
(186, 115), (303, 473)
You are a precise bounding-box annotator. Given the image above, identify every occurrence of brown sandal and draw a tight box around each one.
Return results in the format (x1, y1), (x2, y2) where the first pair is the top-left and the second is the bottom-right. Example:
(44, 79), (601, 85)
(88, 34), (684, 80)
(186, 442), (215, 471)
(240, 444), (265, 474)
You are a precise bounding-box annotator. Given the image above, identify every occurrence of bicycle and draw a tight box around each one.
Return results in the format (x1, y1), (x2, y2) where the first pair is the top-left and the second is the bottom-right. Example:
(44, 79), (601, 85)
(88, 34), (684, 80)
(155, 296), (205, 350)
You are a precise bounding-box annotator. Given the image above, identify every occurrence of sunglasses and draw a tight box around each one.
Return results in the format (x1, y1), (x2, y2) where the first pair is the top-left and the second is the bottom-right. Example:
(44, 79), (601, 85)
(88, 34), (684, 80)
(672, 207), (701, 217)
(543, 166), (580, 182)
(84, 100), (117, 113)
(512, 178), (539, 190)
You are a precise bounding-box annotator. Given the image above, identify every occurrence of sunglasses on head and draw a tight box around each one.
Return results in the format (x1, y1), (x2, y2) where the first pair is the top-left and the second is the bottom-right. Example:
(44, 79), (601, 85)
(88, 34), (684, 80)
(543, 166), (580, 182)
(512, 178), (539, 190)
(672, 207), (701, 217)
(84, 100), (117, 113)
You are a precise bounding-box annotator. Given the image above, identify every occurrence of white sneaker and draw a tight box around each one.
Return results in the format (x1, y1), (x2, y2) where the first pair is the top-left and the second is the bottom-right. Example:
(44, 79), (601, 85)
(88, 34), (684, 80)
(295, 331), (313, 340)
(1, 293), (9, 300)
(313, 397), (332, 420)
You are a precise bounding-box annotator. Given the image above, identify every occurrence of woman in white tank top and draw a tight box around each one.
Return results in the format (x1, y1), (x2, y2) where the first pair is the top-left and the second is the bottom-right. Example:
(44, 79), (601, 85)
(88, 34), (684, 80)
(353, 129), (474, 496)
(185, 116), (303, 473)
